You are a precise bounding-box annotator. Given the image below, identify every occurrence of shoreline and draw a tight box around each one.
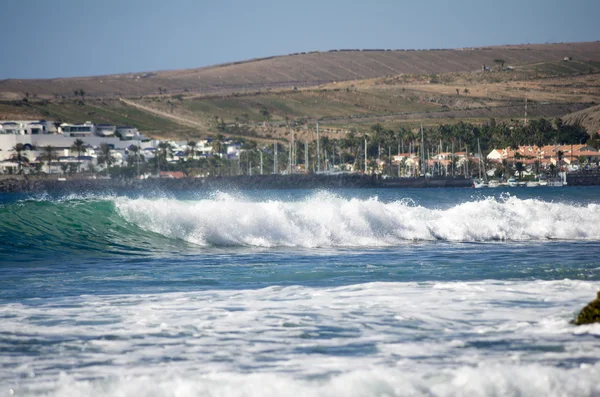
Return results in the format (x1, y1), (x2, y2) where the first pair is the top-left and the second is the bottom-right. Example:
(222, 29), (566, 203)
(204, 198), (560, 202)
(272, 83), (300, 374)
(0, 174), (473, 193)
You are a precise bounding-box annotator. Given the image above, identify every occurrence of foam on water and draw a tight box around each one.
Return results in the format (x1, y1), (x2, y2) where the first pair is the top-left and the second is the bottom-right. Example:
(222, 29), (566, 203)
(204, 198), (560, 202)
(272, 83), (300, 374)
(14, 363), (600, 397)
(2, 280), (599, 396)
(115, 192), (600, 247)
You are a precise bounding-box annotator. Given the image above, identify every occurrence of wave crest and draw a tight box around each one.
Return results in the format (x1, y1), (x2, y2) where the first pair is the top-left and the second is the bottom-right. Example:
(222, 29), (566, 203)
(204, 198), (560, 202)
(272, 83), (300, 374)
(114, 193), (600, 247)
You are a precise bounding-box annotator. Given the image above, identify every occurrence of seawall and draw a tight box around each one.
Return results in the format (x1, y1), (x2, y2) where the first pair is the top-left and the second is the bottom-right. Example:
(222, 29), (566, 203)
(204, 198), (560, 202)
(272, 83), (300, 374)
(567, 172), (600, 186)
(0, 174), (473, 193)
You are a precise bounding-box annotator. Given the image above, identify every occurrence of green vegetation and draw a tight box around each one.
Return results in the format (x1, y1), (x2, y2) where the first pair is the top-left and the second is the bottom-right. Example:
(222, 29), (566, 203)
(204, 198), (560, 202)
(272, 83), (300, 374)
(24, 100), (190, 135)
(177, 89), (438, 124)
(574, 291), (600, 325)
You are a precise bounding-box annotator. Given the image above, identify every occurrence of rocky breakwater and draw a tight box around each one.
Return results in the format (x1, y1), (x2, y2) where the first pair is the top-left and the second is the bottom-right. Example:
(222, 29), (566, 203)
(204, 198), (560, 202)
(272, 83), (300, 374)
(0, 173), (474, 193)
(567, 171), (600, 186)
(0, 174), (379, 193)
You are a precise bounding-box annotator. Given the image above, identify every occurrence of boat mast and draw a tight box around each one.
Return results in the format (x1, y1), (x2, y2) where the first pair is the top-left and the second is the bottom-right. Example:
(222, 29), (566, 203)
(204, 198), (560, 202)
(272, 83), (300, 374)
(316, 121), (321, 173)
(260, 150), (263, 175)
(274, 142), (278, 174)
(364, 137), (368, 174)
(304, 141), (308, 174)
(477, 138), (486, 181)
(421, 123), (425, 177)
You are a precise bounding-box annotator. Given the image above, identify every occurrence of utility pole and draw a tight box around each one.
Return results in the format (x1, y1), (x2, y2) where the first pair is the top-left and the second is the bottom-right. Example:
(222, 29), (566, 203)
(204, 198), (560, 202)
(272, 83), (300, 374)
(316, 121), (321, 173)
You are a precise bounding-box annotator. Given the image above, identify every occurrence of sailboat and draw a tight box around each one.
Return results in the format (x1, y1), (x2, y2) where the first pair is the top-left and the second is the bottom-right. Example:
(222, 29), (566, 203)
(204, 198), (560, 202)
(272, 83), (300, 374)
(473, 139), (488, 188)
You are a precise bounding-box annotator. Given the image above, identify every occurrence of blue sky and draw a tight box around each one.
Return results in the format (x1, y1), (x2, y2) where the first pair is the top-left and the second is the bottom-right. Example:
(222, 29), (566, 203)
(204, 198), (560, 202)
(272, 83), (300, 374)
(1, 0), (599, 79)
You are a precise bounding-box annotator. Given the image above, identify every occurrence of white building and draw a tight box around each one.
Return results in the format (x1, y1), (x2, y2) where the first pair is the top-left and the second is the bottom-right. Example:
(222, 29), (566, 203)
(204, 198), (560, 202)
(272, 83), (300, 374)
(116, 126), (139, 140)
(96, 124), (116, 137)
(0, 120), (57, 135)
(60, 122), (95, 137)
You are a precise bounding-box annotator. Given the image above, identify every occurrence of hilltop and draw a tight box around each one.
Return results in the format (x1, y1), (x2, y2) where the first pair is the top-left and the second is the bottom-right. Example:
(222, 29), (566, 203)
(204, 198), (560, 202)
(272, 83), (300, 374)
(2, 42), (600, 99)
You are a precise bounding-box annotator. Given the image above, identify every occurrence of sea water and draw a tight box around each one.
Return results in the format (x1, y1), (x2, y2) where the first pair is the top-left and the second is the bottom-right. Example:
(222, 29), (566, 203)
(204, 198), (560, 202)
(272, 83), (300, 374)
(1, 187), (600, 396)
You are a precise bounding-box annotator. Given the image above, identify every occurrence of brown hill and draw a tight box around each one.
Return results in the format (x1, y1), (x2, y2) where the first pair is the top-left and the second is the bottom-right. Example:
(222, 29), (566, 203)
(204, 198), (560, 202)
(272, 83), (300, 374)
(2, 42), (600, 100)
(563, 104), (600, 135)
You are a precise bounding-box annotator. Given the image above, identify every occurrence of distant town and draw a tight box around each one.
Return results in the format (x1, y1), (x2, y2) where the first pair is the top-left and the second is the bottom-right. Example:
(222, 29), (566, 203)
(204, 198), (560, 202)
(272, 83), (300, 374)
(1, 119), (599, 184)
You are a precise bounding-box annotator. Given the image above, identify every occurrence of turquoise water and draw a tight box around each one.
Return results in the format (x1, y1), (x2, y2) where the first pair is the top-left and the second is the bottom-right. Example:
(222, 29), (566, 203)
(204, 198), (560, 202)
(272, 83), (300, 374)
(1, 187), (600, 396)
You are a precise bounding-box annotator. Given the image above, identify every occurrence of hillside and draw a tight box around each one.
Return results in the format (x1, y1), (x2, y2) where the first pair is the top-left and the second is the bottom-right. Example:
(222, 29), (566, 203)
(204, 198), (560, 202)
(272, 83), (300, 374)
(563, 105), (600, 135)
(2, 42), (600, 100)
(2, 42), (600, 141)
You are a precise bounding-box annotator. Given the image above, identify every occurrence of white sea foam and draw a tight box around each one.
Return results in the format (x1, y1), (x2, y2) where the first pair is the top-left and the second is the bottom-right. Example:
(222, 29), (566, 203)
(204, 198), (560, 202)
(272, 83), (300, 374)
(14, 364), (600, 397)
(114, 193), (600, 246)
(2, 280), (599, 396)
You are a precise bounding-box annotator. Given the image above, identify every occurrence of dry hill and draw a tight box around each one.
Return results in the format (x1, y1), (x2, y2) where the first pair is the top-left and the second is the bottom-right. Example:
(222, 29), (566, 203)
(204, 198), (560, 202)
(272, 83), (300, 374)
(2, 42), (600, 100)
(563, 105), (600, 135)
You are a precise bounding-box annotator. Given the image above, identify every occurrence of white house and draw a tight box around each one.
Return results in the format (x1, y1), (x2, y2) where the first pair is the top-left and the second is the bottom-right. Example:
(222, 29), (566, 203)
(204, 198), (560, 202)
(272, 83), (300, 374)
(227, 143), (241, 159)
(0, 120), (57, 135)
(60, 122), (95, 137)
(116, 126), (139, 140)
(95, 124), (116, 137)
(0, 122), (21, 135)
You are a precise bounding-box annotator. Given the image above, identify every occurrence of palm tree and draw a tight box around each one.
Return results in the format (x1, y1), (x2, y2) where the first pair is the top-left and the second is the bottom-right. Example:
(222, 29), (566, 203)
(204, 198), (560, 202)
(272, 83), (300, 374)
(463, 88), (470, 96)
(212, 134), (224, 158)
(71, 139), (86, 173)
(127, 145), (143, 167)
(97, 143), (115, 172)
(41, 145), (56, 173)
(186, 140), (197, 160)
(157, 142), (172, 170)
(515, 161), (525, 180)
(11, 143), (28, 174)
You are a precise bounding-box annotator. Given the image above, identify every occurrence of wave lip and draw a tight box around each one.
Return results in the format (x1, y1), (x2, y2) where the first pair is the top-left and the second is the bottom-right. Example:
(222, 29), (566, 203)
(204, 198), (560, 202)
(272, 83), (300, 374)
(114, 193), (600, 247)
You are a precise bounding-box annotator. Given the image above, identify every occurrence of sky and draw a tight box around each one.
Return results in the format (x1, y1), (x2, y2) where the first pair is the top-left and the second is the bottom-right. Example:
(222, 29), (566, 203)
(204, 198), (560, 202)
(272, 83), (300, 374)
(1, 0), (599, 79)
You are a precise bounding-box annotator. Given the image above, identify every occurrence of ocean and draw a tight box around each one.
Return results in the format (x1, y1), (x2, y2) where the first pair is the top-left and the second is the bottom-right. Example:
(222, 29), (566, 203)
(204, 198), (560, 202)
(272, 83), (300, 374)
(1, 187), (600, 397)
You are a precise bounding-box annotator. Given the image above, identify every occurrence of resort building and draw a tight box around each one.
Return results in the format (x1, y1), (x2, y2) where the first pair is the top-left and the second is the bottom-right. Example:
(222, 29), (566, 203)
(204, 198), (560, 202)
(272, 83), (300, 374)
(96, 124), (117, 137)
(116, 126), (139, 140)
(0, 120), (57, 135)
(60, 122), (95, 137)
(486, 144), (600, 169)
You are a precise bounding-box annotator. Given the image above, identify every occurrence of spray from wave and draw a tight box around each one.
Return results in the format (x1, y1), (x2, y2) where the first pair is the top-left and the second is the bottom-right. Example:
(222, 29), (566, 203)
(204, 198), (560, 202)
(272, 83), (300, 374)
(114, 192), (600, 247)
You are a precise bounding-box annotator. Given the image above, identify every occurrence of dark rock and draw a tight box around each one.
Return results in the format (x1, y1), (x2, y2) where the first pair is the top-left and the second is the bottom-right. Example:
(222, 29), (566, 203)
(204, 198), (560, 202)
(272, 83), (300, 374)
(574, 291), (600, 325)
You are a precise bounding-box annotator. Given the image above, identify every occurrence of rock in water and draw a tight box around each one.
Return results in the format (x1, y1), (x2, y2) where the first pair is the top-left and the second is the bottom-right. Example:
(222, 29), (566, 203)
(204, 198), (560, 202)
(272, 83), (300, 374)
(575, 291), (600, 325)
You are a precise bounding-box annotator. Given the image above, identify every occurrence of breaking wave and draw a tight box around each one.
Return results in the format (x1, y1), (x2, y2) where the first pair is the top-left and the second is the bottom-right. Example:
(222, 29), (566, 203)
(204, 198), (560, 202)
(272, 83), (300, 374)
(115, 192), (600, 247)
(2, 192), (600, 254)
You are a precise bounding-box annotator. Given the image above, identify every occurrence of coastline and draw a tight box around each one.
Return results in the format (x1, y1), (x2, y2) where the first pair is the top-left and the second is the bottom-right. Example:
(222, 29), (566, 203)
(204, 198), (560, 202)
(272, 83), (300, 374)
(0, 174), (473, 193)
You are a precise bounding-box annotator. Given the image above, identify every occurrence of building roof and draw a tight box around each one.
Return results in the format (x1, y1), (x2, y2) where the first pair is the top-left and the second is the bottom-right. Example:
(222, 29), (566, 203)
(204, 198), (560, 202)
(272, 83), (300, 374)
(159, 171), (185, 179)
